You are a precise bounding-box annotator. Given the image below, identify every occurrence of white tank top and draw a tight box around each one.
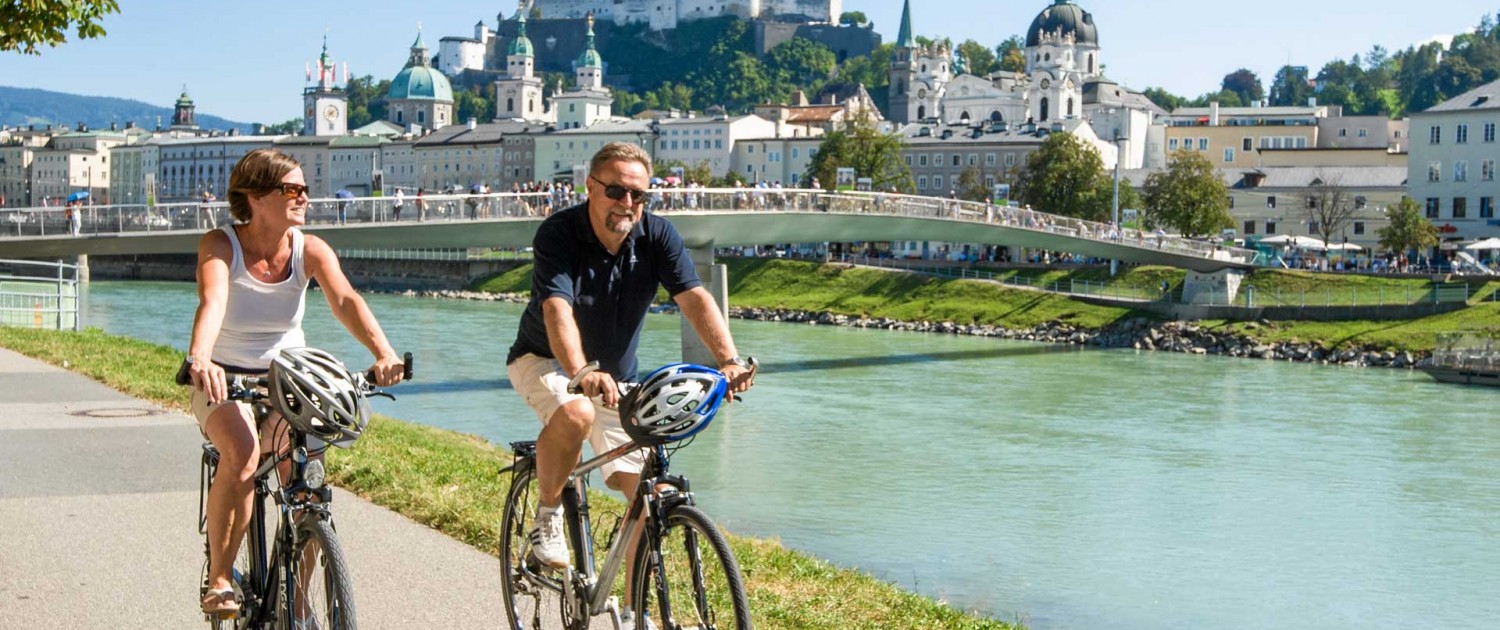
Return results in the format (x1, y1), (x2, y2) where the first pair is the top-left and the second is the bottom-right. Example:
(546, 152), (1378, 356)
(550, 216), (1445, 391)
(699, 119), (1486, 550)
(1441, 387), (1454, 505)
(212, 226), (309, 370)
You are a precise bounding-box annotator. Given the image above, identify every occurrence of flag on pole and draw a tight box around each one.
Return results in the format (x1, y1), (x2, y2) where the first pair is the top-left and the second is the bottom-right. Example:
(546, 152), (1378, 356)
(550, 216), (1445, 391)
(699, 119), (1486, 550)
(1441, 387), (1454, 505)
(343, 62), (349, 84)
(305, 62), (312, 81)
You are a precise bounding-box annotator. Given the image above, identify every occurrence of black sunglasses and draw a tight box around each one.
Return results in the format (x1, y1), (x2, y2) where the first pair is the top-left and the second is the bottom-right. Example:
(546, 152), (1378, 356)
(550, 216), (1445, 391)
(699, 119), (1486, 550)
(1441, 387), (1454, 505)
(590, 175), (647, 204)
(268, 183), (309, 199)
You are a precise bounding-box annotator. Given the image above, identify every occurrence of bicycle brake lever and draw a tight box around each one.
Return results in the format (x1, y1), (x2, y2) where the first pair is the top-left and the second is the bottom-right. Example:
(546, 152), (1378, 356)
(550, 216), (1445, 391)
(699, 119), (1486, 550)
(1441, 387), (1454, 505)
(368, 391), (396, 401)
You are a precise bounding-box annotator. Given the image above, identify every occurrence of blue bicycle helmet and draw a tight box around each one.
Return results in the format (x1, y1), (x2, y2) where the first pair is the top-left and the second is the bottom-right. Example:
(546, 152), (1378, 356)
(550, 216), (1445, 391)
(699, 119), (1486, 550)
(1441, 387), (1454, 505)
(618, 363), (728, 446)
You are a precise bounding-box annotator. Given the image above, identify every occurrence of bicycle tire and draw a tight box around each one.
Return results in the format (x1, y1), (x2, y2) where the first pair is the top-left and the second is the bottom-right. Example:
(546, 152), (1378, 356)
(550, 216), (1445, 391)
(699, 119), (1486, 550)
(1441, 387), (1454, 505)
(279, 515), (357, 630)
(629, 504), (752, 630)
(499, 463), (576, 630)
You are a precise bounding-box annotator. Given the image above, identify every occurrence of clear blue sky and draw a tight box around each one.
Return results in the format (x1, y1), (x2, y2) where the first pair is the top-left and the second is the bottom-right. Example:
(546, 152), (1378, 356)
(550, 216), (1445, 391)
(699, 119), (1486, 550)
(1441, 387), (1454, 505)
(0, 0), (1493, 124)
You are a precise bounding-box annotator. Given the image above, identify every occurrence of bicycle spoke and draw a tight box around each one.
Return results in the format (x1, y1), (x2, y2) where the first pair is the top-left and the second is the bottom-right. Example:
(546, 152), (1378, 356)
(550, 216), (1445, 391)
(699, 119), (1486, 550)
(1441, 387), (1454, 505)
(631, 505), (751, 630)
(500, 466), (571, 630)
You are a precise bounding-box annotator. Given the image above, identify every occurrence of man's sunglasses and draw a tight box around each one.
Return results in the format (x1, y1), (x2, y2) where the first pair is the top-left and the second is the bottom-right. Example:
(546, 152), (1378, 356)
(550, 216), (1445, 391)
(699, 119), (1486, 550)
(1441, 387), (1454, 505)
(268, 183), (309, 199)
(590, 175), (647, 204)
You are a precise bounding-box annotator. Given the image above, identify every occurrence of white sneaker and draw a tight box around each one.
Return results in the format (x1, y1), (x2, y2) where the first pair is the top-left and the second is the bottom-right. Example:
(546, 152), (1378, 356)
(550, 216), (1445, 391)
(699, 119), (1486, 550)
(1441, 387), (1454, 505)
(528, 507), (569, 568)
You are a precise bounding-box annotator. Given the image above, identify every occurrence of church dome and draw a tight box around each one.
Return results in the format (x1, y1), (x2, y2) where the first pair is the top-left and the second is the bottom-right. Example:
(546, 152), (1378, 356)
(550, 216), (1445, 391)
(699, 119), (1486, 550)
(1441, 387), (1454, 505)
(1026, 0), (1098, 48)
(388, 65), (453, 102)
(509, 12), (534, 57)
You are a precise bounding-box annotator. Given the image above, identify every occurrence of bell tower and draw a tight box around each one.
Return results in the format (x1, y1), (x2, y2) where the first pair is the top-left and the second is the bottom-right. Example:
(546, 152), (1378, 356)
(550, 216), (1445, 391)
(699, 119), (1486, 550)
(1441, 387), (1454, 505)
(303, 35), (348, 136)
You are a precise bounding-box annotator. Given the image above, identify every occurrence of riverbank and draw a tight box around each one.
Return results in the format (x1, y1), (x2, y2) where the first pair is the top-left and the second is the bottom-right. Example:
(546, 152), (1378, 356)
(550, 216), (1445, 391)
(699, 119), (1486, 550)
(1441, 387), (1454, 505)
(0, 327), (1020, 630)
(463, 258), (1499, 365)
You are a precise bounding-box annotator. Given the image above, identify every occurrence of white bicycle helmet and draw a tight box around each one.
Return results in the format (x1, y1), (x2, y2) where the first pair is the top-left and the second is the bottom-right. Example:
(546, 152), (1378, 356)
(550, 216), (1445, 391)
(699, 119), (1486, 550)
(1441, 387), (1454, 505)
(618, 363), (728, 447)
(268, 347), (369, 447)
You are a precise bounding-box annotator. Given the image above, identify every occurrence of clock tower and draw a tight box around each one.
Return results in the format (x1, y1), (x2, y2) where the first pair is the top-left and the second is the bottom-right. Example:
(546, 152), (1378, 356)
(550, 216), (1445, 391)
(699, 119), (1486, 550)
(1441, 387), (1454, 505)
(303, 36), (348, 136)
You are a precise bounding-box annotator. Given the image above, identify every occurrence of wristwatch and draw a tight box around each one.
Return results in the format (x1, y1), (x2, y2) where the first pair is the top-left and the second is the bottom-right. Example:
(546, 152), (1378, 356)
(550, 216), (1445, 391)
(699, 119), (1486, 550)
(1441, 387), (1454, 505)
(720, 356), (749, 369)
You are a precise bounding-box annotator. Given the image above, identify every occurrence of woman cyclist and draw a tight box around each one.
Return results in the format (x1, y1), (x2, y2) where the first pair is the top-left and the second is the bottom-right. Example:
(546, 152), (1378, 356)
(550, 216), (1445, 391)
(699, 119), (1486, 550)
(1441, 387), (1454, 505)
(184, 148), (404, 618)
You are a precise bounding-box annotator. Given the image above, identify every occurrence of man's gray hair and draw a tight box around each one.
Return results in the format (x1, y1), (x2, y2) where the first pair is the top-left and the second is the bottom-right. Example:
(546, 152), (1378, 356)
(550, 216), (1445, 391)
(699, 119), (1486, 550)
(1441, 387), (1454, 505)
(589, 142), (653, 176)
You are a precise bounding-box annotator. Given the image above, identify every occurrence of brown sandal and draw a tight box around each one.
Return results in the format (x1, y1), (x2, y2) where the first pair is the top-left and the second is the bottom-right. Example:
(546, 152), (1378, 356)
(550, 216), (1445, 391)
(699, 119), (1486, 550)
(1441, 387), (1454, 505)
(201, 588), (240, 619)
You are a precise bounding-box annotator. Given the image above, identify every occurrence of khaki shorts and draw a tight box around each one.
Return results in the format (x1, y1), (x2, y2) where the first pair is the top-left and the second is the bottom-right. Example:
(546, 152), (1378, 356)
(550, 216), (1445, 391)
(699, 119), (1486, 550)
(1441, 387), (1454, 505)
(507, 353), (643, 480)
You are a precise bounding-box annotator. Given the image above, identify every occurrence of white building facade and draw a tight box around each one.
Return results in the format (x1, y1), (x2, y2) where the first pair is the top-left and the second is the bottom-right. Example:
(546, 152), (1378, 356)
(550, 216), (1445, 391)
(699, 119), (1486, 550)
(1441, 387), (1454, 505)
(1408, 79), (1500, 241)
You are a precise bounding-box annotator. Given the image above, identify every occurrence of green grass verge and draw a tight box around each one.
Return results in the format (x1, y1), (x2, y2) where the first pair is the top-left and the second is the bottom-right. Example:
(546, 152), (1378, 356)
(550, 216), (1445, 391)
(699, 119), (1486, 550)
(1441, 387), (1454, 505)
(0, 327), (1019, 630)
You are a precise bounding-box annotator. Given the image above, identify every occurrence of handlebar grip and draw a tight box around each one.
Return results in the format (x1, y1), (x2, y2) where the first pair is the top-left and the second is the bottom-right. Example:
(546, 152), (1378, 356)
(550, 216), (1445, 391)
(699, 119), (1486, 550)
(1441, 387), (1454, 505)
(174, 358), (192, 386)
(364, 352), (415, 383)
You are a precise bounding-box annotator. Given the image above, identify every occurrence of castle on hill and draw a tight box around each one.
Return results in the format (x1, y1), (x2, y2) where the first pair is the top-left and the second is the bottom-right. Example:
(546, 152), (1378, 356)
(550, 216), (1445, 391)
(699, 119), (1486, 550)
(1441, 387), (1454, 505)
(528, 0), (842, 30)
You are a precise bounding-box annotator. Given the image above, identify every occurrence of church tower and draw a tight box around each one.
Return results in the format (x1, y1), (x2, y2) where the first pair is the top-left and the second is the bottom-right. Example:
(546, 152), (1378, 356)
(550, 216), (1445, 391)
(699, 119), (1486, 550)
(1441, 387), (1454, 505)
(494, 2), (545, 122)
(1024, 0), (1099, 123)
(171, 88), (198, 130)
(555, 13), (613, 130)
(303, 36), (348, 136)
(887, 0), (950, 124)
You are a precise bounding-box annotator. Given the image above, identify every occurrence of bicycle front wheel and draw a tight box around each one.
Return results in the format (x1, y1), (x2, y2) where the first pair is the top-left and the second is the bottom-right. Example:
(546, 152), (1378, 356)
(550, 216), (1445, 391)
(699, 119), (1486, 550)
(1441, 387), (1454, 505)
(499, 463), (574, 630)
(629, 504), (752, 630)
(281, 516), (356, 630)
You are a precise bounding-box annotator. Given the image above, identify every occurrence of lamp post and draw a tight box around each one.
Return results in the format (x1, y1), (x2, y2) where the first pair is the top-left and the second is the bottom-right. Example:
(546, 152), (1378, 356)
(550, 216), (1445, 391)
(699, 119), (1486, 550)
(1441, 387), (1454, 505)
(1111, 134), (1123, 276)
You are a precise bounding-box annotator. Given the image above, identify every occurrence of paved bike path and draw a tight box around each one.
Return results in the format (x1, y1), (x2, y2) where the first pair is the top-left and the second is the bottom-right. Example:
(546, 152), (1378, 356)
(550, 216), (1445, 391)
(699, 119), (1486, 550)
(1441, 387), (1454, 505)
(0, 347), (610, 630)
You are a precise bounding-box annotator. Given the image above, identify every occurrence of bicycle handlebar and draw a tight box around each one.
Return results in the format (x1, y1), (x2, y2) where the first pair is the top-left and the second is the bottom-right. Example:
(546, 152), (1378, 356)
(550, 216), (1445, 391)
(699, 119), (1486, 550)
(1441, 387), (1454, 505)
(566, 357), (758, 402)
(175, 351), (415, 402)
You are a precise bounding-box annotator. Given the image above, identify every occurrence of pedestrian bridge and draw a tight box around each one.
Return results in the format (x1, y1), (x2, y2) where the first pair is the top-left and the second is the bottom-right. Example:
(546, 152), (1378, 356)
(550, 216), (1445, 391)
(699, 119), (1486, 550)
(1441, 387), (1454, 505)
(0, 189), (1256, 274)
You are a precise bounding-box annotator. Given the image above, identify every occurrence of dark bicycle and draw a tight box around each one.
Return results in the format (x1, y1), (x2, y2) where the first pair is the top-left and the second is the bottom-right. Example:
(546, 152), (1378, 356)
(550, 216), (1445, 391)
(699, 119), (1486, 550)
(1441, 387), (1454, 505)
(499, 360), (756, 630)
(184, 347), (412, 630)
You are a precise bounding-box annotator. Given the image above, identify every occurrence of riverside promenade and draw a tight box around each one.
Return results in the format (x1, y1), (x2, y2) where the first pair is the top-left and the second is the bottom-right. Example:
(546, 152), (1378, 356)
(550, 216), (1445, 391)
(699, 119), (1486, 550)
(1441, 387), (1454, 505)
(0, 347), (605, 629)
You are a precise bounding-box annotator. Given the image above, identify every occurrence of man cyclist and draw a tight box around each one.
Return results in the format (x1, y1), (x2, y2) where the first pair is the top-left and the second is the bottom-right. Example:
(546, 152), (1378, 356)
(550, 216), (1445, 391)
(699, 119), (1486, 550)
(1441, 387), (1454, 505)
(506, 142), (754, 575)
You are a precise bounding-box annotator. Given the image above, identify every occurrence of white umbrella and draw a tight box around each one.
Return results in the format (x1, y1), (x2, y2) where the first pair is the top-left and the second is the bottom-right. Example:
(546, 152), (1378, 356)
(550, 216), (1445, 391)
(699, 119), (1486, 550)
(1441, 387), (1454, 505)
(1462, 237), (1500, 250)
(1324, 242), (1363, 251)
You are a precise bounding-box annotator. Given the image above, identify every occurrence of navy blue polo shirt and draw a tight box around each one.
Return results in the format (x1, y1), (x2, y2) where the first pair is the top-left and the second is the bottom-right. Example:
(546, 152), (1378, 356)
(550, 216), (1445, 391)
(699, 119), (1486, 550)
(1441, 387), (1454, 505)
(507, 201), (702, 381)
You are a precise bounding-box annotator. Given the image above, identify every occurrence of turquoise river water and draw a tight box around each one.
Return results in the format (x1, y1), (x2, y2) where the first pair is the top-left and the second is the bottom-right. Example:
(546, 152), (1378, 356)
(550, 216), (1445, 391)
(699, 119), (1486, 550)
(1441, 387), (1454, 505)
(80, 281), (1499, 630)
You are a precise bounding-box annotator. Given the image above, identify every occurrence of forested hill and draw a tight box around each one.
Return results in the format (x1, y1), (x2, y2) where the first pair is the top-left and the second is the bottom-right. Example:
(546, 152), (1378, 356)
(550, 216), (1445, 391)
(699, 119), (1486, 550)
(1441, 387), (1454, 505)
(0, 86), (252, 132)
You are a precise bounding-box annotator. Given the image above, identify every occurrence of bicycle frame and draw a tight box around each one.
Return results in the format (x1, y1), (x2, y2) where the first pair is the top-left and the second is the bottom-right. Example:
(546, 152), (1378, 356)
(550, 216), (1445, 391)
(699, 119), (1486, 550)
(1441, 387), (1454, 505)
(505, 438), (694, 624)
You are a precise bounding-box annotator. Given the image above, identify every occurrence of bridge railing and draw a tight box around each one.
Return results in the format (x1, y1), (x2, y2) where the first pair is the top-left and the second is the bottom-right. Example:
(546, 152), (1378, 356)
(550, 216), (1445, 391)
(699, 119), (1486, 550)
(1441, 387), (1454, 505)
(0, 188), (1257, 266)
(0, 258), (82, 330)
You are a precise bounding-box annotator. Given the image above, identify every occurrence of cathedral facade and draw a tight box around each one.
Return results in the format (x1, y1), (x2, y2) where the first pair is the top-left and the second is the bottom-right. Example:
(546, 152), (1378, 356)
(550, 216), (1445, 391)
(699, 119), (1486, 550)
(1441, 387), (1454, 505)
(888, 0), (1160, 168)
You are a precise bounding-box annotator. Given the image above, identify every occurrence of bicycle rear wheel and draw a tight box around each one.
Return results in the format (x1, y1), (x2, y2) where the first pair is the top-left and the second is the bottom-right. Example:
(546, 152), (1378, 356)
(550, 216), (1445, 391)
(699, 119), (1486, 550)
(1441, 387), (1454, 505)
(500, 463), (584, 629)
(281, 515), (356, 630)
(629, 505), (752, 630)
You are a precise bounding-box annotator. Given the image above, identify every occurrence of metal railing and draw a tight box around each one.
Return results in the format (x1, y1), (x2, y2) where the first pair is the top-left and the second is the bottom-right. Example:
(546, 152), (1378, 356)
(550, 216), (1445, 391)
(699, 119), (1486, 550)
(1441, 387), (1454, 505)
(0, 258), (82, 330)
(840, 255), (1162, 301)
(0, 189), (1260, 267)
(1432, 333), (1500, 371)
(334, 247), (536, 261)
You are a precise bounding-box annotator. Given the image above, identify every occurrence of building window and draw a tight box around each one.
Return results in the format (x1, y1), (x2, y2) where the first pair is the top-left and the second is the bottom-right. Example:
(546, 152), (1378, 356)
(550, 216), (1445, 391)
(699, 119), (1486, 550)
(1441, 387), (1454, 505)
(919, 155), (928, 166)
(1425, 197), (1440, 218)
(1338, 129), (1347, 137)
(1199, 138), (1209, 150)
(1228, 196), (1235, 209)
(1243, 220), (1255, 235)
(1224, 148), (1235, 162)
(1267, 195), (1277, 208)
(905, 155), (913, 166)
(1242, 137), (1252, 151)
(1307, 196), (1318, 209)
(1169, 138), (1179, 151)
(1428, 162), (1441, 182)
(1265, 221), (1277, 234)
(1308, 220), (1320, 232)
(1485, 123), (1496, 143)
(1353, 222), (1366, 235)
(952, 155), (960, 167)
(934, 175), (944, 189)
(1456, 161), (1468, 182)
(1483, 160), (1494, 181)
(967, 154), (977, 166)
(1429, 125), (1441, 144)
(1358, 128), (1368, 137)
(918, 176), (928, 190)
(1481, 197), (1494, 218)
(1457, 124), (1469, 144)
(1005, 153), (1015, 167)
(1453, 197), (1467, 219)
(986, 153), (996, 166)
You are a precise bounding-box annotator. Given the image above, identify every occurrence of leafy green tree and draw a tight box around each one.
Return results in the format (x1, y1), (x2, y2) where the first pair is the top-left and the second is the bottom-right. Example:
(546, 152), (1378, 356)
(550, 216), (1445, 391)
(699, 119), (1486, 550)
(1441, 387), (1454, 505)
(956, 165), (988, 202)
(261, 118), (302, 135)
(614, 91), (644, 116)
(766, 38), (836, 92)
(2, 0), (118, 54)
(454, 86), (492, 125)
(835, 43), (893, 89)
(808, 114), (912, 192)
(995, 35), (1026, 72)
(1268, 65), (1313, 106)
(1220, 68), (1264, 105)
(1013, 132), (1111, 221)
(956, 40), (998, 76)
(1142, 86), (1187, 111)
(1141, 150), (1232, 237)
(343, 75), (392, 129)
(838, 11), (868, 26)
(1377, 197), (1439, 254)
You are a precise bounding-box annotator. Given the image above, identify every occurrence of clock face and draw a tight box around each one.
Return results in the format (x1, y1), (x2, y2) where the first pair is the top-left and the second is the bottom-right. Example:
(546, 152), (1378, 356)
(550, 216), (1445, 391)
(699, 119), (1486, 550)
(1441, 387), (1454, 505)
(324, 105), (339, 120)
(918, 88), (928, 99)
(1040, 78), (1051, 89)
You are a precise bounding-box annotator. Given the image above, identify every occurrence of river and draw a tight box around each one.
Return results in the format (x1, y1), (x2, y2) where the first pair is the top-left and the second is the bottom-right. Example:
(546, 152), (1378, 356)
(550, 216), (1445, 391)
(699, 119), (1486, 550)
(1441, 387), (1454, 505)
(82, 281), (1500, 630)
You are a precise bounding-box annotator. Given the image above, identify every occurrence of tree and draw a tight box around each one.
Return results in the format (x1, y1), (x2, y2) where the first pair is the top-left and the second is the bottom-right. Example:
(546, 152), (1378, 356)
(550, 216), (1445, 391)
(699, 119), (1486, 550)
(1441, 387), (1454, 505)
(766, 38), (836, 92)
(1301, 172), (1362, 247)
(1377, 197), (1439, 255)
(839, 11), (868, 26)
(1142, 86), (1187, 111)
(1220, 68), (1264, 105)
(956, 39), (998, 76)
(1268, 65), (1313, 106)
(2, 0), (119, 55)
(454, 86), (493, 125)
(995, 35), (1026, 73)
(956, 165), (988, 202)
(260, 118), (302, 135)
(1013, 132), (1111, 221)
(808, 114), (913, 193)
(1141, 150), (1233, 237)
(835, 43), (893, 89)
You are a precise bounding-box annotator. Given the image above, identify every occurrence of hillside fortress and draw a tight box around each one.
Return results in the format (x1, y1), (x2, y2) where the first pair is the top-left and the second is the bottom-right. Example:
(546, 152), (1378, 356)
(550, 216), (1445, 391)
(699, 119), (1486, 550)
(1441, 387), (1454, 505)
(527, 0), (842, 30)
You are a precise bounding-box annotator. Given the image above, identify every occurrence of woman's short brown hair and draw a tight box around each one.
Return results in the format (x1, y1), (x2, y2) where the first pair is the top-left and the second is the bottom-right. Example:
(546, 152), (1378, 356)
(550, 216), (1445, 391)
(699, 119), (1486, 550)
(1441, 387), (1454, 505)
(227, 148), (301, 222)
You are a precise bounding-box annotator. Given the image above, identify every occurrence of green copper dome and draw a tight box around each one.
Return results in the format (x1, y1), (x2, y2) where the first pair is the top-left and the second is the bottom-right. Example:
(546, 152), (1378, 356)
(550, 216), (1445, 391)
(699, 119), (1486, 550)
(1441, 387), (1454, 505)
(388, 31), (453, 102)
(576, 15), (601, 68)
(1026, 0), (1098, 48)
(508, 12), (534, 57)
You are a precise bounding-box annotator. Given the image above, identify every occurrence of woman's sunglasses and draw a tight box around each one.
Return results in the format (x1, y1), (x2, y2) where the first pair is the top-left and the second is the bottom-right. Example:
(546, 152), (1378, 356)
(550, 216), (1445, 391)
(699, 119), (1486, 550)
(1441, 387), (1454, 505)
(590, 175), (647, 204)
(269, 183), (309, 200)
